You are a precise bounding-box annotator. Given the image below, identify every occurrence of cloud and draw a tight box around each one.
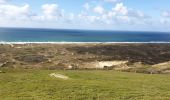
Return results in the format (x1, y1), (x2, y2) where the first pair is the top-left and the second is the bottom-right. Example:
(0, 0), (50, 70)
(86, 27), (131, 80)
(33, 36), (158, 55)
(0, 4), (31, 20)
(0, 1), (150, 27)
(162, 10), (170, 17)
(0, 3), (65, 22)
(128, 9), (150, 19)
(0, 1), (158, 31)
(78, 13), (100, 23)
(113, 3), (128, 15)
(74, 2), (151, 27)
(0, 0), (8, 4)
(93, 6), (105, 14)
(97, 3), (150, 24)
(104, 0), (120, 3)
(160, 10), (170, 25)
(83, 3), (90, 10)
(42, 4), (59, 16)
(160, 18), (169, 24)
(33, 4), (64, 21)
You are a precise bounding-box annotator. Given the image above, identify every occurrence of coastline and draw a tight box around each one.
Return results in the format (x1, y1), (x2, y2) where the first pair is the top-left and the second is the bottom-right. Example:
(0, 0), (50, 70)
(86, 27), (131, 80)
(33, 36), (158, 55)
(1, 41), (170, 44)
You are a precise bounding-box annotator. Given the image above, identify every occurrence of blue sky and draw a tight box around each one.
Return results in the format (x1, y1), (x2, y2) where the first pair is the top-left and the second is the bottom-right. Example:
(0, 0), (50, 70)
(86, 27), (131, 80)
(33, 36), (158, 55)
(0, 0), (170, 31)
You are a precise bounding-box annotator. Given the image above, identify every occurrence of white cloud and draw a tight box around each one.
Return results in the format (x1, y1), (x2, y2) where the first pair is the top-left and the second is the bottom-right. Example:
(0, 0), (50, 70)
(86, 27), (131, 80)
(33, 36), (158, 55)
(42, 4), (58, 16)
(83, 3), (90, 10)
(108, 3), (149, 20)
(77, 11), (102, 24)
(160, 10), (170, 25)
(0, 4), (31, 20)
(162, 11), (170, 17)
(104, 0), (120, 3)
(0, 0), (8, 4)
(113, 3), (128, 15)
(76, 2), (151, 26)
(116, 16), (130, 22)
(33, 4), (64, 21)
(68, 13), (74, 20)
(160, 18), (169, 24)
(0, 1), (160, 31)
(128, 10), (150, 19)
(93, 6), (105, 14)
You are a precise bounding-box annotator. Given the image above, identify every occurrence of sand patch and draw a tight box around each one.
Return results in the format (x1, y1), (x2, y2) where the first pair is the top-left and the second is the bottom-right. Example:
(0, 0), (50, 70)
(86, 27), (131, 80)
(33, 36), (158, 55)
(153, 61), (170, 67)
(97, 61), (128, 68)
(83, 61), (128, 69)
(49, 73), (69, 80)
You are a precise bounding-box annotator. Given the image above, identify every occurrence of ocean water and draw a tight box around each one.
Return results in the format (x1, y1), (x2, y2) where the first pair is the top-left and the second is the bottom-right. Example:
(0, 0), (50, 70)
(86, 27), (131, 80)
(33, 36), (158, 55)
(0, 28), (170, 43)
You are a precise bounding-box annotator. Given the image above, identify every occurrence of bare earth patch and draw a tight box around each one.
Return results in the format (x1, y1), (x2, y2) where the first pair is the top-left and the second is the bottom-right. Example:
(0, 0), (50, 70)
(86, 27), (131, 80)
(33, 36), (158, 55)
(49, 73), (69, 80)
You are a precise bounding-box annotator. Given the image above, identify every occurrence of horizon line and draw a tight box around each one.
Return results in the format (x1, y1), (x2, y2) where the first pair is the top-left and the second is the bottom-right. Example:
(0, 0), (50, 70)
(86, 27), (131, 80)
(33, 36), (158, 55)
(1, 41), (170, 44)
(0, 26), (170, 33)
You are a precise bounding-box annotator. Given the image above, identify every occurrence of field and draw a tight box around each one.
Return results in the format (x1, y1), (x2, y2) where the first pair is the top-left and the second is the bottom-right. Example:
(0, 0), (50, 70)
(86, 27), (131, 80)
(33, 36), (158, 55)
(1, 44), (170, 100)
(1, 69), (170, 100)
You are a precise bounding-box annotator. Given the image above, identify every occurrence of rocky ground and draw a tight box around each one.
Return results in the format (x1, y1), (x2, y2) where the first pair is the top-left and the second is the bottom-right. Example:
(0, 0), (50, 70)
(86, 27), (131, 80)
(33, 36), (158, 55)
(1, 43), (170, 74)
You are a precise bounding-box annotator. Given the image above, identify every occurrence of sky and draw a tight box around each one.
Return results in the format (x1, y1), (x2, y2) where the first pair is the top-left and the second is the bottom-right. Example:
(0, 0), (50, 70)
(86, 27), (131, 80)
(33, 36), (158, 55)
(0, 0), (170, 32)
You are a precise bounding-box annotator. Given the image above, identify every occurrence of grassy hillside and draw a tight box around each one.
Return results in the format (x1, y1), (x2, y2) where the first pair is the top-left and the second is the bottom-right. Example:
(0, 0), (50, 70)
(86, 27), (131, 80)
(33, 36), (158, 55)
(0, 69), (170, 100)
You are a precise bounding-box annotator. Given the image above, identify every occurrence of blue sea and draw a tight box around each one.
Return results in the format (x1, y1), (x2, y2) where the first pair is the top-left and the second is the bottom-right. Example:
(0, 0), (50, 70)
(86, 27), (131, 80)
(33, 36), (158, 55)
(0, 28), (170, 43)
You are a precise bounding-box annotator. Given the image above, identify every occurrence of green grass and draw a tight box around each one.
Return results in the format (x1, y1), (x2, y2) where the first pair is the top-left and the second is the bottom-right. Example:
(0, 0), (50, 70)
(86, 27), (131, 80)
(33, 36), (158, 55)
(0, 69), (170, 100)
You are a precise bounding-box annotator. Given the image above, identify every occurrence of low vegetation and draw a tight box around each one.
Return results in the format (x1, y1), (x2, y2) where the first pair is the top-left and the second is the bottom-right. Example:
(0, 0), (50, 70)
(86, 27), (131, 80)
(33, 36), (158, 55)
(1, 43), (170, 74)
(0, 69), (170, 100)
